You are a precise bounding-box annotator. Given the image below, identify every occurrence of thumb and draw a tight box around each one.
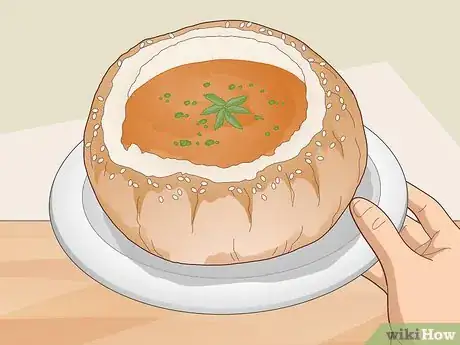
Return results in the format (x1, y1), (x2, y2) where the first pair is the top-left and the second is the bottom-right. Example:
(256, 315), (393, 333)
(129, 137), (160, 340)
(350, 198), (414, 276)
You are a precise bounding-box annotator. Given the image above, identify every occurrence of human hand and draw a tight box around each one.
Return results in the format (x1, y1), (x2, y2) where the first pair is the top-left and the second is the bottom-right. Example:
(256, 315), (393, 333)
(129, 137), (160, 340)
(350, 183), (460, 323)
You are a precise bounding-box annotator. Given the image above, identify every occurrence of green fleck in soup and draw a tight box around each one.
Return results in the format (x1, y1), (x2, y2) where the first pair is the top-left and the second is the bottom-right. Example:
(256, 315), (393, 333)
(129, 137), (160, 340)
(174, 112), (188, 119)
(179, 140), (192, 147)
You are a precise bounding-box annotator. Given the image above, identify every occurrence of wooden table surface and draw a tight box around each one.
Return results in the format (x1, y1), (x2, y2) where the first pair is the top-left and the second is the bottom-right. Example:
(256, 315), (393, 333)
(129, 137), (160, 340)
(0, 221), (388, 345)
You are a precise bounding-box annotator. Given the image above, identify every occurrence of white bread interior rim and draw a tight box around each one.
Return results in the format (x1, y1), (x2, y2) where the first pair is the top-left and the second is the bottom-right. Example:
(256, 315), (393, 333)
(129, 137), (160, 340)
(102, 27), (326, 183)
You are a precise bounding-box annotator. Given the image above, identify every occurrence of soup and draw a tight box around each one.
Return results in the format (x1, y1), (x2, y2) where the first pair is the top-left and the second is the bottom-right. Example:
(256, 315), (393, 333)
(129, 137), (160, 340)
(122, 59), (307, 168)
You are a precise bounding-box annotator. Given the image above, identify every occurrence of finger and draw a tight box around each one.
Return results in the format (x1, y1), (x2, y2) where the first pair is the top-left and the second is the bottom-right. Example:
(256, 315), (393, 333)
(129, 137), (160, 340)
(350, 198), (415, 276)
(423, 246), (451, 260)
(424, 251), (444, 260)
(413, 227), (457, 258)
(363, 262), (387, 293)
(414, 239), (431, 255)
(407, 183), (457, 237)
(420, 230), (453, 258)
(400, 216), (430, 250)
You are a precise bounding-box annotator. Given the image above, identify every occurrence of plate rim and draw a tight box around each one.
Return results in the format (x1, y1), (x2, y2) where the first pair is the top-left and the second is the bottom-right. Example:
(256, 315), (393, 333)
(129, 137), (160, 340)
(49, 126), (407, 314)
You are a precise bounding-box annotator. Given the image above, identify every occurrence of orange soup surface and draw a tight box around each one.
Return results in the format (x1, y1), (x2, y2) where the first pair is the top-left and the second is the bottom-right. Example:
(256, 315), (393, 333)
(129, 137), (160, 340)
(122, 60), (307, 168)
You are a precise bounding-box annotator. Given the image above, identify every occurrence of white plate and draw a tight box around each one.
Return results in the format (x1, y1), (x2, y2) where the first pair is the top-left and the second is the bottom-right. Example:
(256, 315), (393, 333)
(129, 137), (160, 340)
(50, 127), (407, 314)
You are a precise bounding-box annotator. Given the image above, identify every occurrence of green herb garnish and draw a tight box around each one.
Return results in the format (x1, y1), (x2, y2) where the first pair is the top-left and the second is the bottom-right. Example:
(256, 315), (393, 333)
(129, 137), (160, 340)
(164, 93), (171, 98)
(254, 115), (264, 121)
(203, 82), (211, 88)
(201, 93), (250, 130)
(197, 132), (202, 136)
(174, 112), (189, 119)
(205, 139), (217, 146)
(165, 99), (170, 103)
(197, 119), (207, 125)
(196, 141), (200, 145)
(249, 83), (254, 87)
(268, 99), (276, 105)
(204, 125), (208, 128)
(265, 132), (270, 136)
(238, 85), (243, 89)
(228, 84), (236, 90)
(184, 100), (191, 106)
(174, 141), (179, 146)
(260, 89), (265, 93)
(179, 140), (192, 147)
(192, 101), (197, 106)
(273, 125), (280, 131)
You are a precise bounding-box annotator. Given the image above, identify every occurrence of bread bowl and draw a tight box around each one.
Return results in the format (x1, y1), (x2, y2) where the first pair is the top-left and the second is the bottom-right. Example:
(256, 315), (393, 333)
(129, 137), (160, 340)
(83, 20), (367, 265)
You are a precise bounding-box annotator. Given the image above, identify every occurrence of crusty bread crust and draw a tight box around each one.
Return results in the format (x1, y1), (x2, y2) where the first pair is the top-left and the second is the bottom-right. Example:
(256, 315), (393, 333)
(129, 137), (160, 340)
(83, 20), (367, 265)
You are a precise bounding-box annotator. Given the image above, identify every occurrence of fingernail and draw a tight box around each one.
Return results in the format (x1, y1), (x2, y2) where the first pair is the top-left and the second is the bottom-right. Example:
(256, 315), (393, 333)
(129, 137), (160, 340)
(351, 198), (368, 217)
